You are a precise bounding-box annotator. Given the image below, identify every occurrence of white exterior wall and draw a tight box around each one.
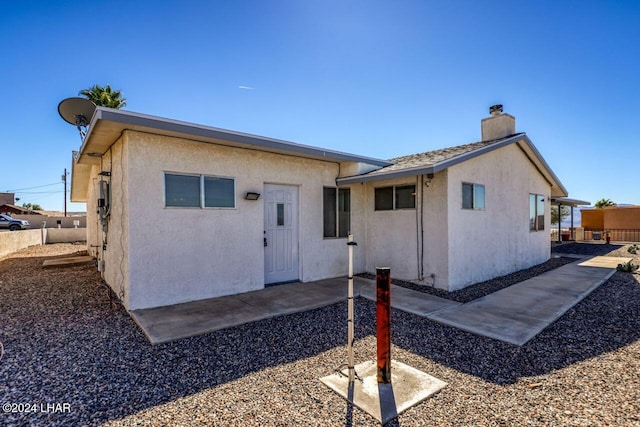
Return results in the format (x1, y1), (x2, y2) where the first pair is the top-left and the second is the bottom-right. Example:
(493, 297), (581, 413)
(360, 171), (450, 288)
(420, 171), (450, 289)
(124, 131), (363, 310)
(85, 163), (100, 259)
(445, 144), (551, 290)
(101, 138), (130, 304)
(363, 176), (420, 281)
(82, 137), (131, 305)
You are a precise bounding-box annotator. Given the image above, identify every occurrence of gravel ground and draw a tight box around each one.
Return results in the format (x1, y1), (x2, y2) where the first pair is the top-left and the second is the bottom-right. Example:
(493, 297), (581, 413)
(1, 243), (639, 426)
(551, 242), (629, 257)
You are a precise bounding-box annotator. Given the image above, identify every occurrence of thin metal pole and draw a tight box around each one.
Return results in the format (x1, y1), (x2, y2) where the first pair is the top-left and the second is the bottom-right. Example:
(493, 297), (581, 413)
(347, 234), (357, 383)
(63, 168), (68, 217)
(570, 206), (575, 240)
(557, 204), (562, 243)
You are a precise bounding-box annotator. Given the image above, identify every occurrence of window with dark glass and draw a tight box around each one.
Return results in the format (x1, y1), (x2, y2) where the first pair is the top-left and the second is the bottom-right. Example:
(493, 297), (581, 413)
(277, 203), (285, 226)
(323, 187), (350, 238)
(395, 185), (416, 209)
(204, 176), (235, 208)
(165, 173), (235, 208)
(530, 193), (545, 231)
(165, 174), (200, 207)
(338, 188), (350, 238)
(375, 186), (393, 211)
(462, 183), (485, 210)
(375, 185), (415, 210)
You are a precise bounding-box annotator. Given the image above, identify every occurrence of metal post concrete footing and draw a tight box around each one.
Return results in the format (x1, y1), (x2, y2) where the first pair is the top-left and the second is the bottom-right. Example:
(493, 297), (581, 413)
(376, 267), (391, 384)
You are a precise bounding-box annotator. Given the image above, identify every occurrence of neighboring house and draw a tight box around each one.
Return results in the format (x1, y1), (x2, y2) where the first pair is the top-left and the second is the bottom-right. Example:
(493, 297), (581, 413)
(0, 204), (41, 216)
(70, 105), (568, 310)
(581, 205), (640, 241)
(0, 192), (16, 206)
(582, 205), (640, 230)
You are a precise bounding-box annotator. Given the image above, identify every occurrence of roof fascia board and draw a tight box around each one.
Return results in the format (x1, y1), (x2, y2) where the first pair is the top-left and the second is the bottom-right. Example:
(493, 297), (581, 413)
(517, 135), (568, 196)
(338, 165), (436, 185)
(70, 154), (91, 202)
(81, 108), (391, 167)
(551, 197), (590, 206)
(77, 108), (102, 158)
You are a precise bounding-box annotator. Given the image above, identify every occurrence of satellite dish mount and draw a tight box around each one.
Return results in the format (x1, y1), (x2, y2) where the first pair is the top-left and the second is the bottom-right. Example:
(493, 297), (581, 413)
(58, 97), (97, 142)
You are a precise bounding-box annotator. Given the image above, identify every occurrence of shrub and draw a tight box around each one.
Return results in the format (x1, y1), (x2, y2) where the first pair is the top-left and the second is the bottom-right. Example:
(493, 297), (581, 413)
(617, 261), (639, 273)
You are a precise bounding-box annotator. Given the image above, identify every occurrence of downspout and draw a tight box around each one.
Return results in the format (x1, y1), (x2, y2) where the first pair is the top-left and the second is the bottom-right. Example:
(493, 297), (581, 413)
(416, 174), (425, 281)
(420, 174), (425, 281)
(416, 175), (420, 280)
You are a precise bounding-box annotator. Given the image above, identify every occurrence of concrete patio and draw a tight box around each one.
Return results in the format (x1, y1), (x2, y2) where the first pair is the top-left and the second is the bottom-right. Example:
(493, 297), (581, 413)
(130, 255), (627, 346)
(130, 276), (460, 345)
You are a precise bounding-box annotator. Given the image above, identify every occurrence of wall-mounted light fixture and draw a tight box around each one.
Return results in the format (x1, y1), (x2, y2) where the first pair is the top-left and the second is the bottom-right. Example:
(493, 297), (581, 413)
(98, 171), (111, 176)
(425, 173), (434, 188)
(245, 192), (261, 201)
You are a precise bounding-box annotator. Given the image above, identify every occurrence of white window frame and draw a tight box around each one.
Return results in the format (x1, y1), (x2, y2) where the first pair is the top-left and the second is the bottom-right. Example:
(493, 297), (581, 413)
(529, 193), (545, 231)
(203, 174), (236, 209)
(164, 172), (236, 209)
(323, 187), (350, 238)
(462, 182), (485, 210)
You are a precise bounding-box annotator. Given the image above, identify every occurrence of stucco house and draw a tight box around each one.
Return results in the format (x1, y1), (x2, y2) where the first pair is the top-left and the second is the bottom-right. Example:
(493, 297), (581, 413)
(70, 105), (568, 310)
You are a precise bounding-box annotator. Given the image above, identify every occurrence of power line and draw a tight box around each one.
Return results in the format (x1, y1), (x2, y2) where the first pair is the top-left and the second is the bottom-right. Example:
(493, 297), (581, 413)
(13, 190), (64, 194)
(6, 182), (61, 192)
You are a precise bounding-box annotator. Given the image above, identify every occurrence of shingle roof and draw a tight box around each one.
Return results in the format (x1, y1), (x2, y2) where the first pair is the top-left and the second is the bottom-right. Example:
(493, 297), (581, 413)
(360, 133), (523, 178)
(0, 204), (41, 214)
(336, 131), (567, 197)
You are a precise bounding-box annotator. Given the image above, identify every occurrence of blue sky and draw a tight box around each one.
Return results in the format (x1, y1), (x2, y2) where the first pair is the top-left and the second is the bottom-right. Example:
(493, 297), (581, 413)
(1, 1), (639, 212)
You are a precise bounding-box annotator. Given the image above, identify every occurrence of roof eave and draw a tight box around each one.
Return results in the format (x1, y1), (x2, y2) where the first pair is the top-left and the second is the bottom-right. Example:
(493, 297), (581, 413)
(77, 108), (392, 167)
(338, 133), (525, 185)
(70, 151), (92, 203)
(338, 133), (569, 198)
(551, 197), (591, 207)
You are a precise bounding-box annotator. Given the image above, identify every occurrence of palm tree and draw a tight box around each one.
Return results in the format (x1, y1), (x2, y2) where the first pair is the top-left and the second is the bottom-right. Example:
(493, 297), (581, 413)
(79, 84), (126, 109)
(594, 198), (616, 209)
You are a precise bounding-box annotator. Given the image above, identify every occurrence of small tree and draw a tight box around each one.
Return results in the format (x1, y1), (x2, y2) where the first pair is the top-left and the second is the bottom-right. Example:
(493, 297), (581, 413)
(22, 203), (42, 211)
(551, 205), (570, 225)
(594, 198), (616, 209)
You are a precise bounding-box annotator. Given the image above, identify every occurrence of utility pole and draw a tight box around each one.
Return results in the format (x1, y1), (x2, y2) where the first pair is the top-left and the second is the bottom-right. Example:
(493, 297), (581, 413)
(62, 168), (68, 217)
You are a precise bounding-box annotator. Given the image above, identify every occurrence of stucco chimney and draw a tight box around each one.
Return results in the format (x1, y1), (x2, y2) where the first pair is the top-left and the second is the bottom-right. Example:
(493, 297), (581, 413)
(481, 104), (515, 141)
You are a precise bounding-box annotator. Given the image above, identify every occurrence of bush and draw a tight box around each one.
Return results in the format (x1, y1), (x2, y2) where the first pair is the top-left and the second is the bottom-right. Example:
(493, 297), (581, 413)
(617, 261), (639, 273)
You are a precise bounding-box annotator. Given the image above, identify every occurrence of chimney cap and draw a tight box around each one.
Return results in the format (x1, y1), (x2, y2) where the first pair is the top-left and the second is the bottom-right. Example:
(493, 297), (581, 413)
(489, 104), (503, 115)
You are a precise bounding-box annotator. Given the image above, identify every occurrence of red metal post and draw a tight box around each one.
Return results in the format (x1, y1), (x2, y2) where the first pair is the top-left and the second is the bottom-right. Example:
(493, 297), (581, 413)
(376, 267), (391, 384)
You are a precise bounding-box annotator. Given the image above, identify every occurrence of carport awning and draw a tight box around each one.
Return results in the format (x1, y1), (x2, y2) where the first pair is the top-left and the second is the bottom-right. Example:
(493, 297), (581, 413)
(551, 197), (590, 207)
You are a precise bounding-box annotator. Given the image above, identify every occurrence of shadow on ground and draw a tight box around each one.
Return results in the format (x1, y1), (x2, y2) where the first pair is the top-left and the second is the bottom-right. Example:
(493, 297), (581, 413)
(551, 242), (624, 256)
(389, 270), (639, 384)
(1, 250), (638, 425)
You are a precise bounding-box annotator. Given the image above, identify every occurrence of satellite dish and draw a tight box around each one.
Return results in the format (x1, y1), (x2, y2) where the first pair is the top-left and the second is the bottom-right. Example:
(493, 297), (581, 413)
(58, 97), (96, 141)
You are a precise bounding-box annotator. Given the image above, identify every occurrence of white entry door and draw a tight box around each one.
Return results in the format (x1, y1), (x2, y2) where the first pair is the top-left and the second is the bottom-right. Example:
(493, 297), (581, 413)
(264, 184), (299, 284)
